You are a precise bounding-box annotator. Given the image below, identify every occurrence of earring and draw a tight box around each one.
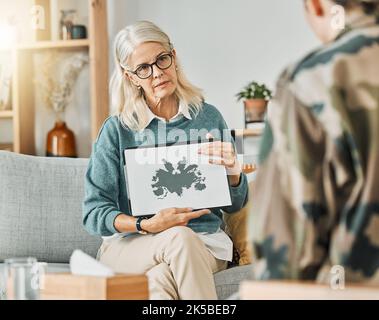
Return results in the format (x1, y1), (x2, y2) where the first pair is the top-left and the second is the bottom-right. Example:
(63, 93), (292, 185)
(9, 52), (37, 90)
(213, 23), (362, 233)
(175, 66), (178, 71)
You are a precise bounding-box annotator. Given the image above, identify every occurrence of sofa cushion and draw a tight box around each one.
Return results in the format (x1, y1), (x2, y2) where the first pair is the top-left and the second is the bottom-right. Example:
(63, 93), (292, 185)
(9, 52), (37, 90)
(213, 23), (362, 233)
(0, 151), (102, 263)
(214, 264), (253, 299)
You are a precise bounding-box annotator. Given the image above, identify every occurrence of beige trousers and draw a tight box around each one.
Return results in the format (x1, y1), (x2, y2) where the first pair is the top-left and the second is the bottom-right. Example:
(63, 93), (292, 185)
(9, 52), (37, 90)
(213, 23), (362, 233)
(97, 226), (228, 300)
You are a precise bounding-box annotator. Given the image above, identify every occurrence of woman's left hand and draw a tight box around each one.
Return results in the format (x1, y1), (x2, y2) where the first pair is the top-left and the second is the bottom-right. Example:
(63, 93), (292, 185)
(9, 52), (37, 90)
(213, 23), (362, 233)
(198, 133), (242, 187)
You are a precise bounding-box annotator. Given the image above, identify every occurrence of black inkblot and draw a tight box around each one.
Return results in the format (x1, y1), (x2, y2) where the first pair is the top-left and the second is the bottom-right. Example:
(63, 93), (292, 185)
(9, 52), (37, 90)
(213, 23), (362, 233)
(151, 157), (206, 199)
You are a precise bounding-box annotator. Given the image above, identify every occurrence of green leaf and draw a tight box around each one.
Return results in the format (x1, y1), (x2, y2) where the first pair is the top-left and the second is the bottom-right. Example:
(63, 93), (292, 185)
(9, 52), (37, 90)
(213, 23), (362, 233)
(235, 81), (272, 101)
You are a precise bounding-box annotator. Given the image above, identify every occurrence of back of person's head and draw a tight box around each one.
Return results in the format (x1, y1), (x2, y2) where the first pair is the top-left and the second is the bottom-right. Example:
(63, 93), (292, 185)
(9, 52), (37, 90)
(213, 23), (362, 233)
(110, 21), (203, 131)
(304, 0), (379, 43)
(333, 0), (379, 14)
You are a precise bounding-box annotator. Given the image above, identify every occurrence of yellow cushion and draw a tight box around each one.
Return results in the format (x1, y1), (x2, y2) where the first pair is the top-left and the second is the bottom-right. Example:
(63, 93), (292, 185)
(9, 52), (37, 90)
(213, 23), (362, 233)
(223, 181), (254, 265)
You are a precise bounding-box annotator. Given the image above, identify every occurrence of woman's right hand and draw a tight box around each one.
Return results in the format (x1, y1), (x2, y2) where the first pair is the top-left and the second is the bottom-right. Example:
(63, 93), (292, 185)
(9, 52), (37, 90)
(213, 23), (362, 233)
(141, 207), (211, 234)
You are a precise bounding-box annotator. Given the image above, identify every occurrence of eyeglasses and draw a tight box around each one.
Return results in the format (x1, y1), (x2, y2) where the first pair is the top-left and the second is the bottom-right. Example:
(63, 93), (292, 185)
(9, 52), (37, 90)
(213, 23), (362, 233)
(128, 53), (174, 79)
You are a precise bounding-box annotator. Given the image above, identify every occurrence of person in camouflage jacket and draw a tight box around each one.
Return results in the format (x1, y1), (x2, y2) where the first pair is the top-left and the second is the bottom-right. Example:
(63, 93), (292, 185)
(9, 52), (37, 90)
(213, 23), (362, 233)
(251, 0), (379, 284)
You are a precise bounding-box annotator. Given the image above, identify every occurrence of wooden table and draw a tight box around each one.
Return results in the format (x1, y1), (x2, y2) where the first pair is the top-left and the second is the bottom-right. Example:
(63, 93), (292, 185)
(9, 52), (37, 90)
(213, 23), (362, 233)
(239, 280), (379, 300)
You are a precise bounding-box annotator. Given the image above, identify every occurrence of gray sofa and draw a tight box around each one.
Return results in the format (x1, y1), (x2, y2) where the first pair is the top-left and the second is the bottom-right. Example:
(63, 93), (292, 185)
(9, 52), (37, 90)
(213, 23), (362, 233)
(0, 151), (252, 299)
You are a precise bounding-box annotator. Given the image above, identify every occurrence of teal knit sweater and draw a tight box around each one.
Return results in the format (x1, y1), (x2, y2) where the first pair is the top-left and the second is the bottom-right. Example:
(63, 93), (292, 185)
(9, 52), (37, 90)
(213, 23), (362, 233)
(82, 102), (249, 236)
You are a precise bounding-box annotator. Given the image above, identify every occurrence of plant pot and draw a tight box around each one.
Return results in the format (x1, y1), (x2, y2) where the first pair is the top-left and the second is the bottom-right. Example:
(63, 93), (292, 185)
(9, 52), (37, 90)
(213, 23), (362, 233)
(244, 99), (268, 122)
(46, 121), (77, 157)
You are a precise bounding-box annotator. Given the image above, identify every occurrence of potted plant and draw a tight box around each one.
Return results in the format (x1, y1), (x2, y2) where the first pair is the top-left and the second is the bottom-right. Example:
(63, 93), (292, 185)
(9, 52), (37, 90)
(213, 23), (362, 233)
(236, 81), (272, 122)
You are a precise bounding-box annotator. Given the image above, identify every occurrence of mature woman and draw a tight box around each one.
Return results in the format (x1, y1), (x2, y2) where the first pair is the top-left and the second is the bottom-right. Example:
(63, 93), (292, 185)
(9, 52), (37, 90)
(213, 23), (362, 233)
(82, 21), (248, 299)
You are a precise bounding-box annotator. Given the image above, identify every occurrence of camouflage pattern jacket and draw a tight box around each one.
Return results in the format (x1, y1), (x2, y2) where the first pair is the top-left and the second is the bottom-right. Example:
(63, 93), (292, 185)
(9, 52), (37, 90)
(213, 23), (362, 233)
(251, 14), (379, 284)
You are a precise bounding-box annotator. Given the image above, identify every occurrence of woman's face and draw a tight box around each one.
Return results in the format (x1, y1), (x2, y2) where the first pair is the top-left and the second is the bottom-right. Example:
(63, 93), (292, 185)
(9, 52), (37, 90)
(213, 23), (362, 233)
(127, 42), (178, 103)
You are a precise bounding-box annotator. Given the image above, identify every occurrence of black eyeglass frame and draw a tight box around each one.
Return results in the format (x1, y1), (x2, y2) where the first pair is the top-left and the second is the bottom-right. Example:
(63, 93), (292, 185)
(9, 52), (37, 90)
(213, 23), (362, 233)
(127, 52), (174, 79)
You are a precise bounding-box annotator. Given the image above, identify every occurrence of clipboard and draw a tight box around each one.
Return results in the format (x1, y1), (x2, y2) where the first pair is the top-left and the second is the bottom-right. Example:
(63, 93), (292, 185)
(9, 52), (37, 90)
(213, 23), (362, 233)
(123, 139), (232, 216)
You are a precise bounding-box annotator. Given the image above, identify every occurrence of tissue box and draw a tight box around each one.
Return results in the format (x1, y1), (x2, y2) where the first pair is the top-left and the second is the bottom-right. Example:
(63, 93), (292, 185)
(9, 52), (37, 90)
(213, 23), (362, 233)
(40, 273), (149, 300)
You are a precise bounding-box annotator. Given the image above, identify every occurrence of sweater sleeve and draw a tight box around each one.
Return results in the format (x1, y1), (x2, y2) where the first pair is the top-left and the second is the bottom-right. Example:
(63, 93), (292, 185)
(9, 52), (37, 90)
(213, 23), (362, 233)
(215, 108), (249, 214)
(222, 172), (249, 213)
(82, 118), (123, 236)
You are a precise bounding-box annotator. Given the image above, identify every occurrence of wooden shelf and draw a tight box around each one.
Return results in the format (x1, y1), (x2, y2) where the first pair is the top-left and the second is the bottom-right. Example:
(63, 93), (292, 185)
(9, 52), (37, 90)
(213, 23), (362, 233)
(0, 143), (13, 152)
(234, 128), (264, 137)
(17, 39), (90, 51)
(245, 120), (264, 124)
(0, 110), (13, 118)
(3, 0), (109, 156)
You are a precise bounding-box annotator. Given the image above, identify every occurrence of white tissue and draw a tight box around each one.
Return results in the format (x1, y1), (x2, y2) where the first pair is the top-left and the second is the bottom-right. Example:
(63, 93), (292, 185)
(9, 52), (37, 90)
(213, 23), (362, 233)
(69, 249), (115, 277)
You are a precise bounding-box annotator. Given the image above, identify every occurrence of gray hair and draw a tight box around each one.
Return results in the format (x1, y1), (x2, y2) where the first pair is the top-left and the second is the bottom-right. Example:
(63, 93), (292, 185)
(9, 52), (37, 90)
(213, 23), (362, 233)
(109, 21), (204, 131)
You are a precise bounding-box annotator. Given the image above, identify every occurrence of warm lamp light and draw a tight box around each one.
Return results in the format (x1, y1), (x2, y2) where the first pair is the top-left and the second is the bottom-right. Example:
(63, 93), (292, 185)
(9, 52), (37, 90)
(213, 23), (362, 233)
(0, 23), (17, 50)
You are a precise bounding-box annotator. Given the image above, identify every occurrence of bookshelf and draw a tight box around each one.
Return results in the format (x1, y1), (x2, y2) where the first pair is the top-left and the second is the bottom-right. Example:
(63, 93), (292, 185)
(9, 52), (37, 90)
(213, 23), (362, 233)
(0, 143), (13, 152)
(17, 39), (90, 50)
(0, 110), (14, 118)
(0, 0), (109, 155)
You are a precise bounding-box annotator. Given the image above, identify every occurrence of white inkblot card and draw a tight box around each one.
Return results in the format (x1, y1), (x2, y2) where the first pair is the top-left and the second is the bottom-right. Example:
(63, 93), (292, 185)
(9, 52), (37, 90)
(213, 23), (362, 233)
(123, 141), (232, 216)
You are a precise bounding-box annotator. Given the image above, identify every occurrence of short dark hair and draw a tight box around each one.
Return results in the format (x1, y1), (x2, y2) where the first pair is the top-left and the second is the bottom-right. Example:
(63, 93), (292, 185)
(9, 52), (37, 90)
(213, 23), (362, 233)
(333, 0), (379, 14)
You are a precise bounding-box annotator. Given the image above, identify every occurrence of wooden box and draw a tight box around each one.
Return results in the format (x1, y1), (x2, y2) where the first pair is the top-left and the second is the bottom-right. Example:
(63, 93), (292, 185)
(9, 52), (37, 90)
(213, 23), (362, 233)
(40, 273), (149, 300)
